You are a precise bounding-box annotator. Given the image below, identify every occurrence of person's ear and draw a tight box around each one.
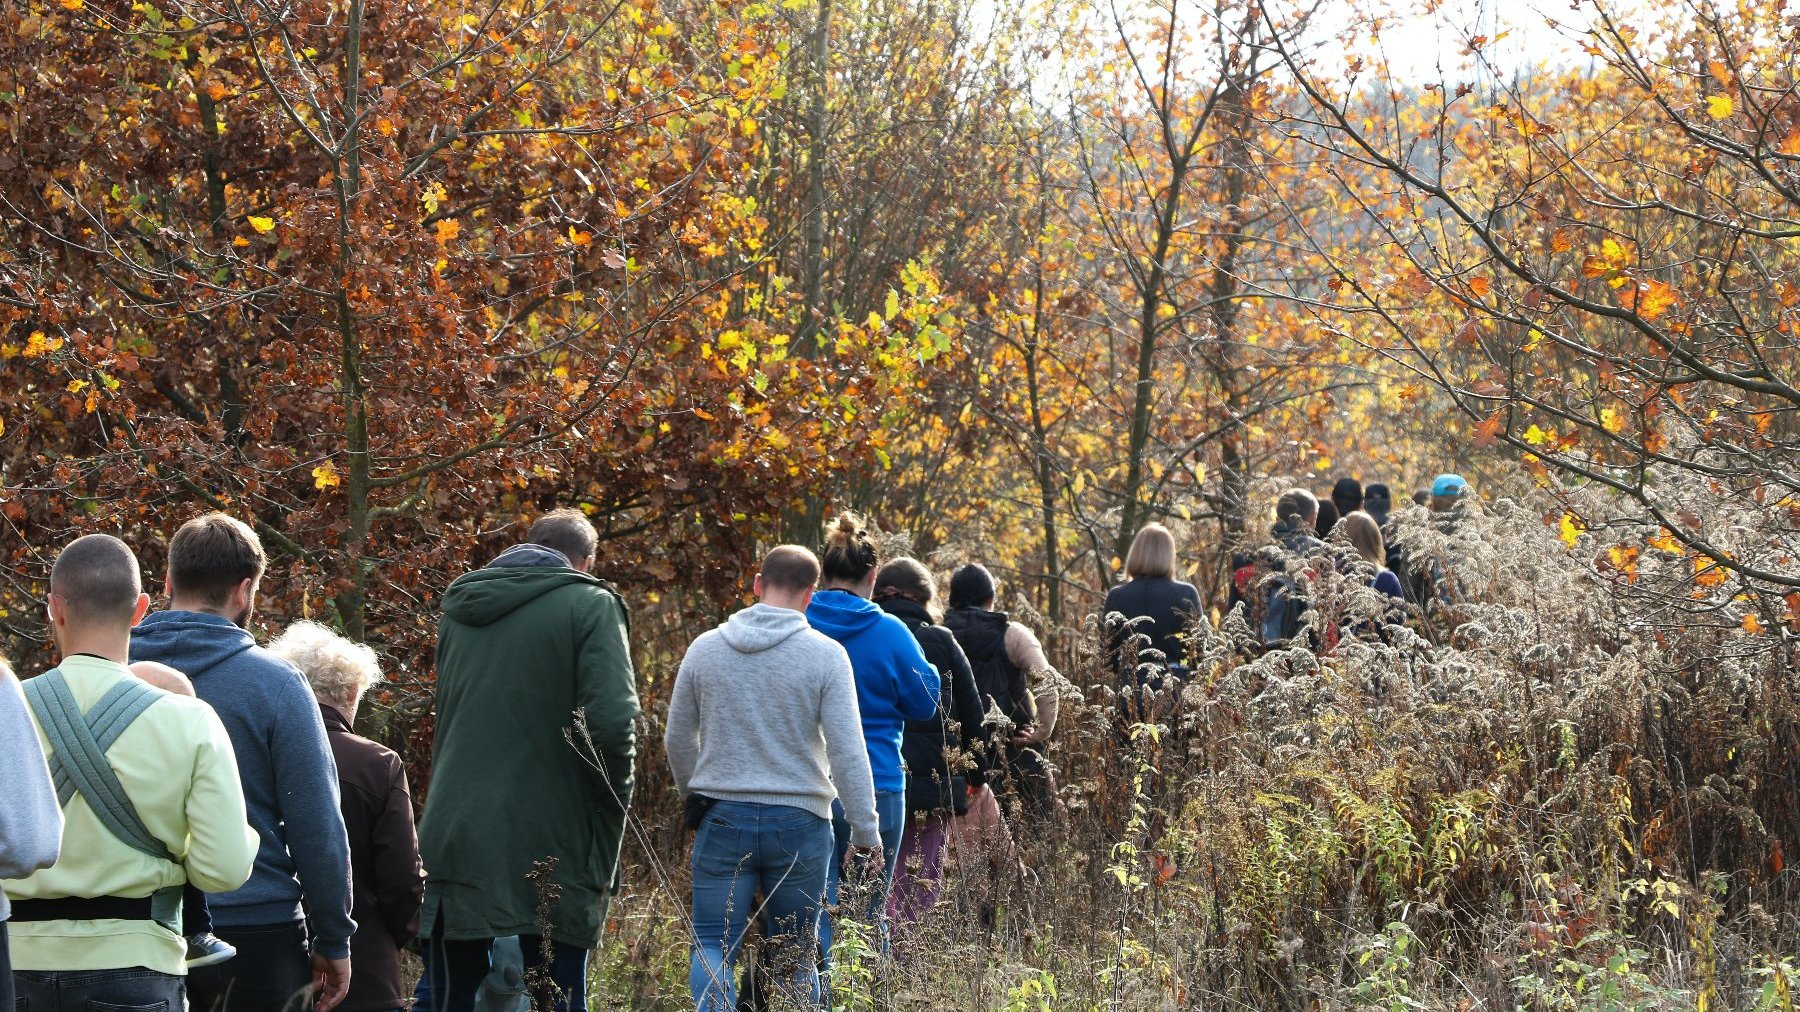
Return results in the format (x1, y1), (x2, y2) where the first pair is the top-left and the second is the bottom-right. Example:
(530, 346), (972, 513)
(752, 573), (765, 599)
(234, 576), (256, 611)
(163, 574), (174, 600)
(46, 592), (63, 627)
(130, 592), (151, 627)
(799, 587), (814, 611)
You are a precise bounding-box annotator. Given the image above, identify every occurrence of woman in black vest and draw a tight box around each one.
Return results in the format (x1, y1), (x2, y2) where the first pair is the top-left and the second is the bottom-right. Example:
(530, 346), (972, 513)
(942, 564), (1061, 827)
(872, 559), (990, 929)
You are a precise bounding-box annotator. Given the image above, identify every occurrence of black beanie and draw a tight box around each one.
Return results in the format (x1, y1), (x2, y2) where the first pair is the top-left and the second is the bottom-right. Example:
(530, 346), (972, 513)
(1332, 478), (1363, 508)
(948, 563), (997, 609)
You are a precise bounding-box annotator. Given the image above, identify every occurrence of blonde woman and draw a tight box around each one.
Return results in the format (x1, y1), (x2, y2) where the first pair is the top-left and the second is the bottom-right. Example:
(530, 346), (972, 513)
(1104, 523), (1203, 681)
(269, 622), (423, 1012)
(1341, 511), (1405, 600)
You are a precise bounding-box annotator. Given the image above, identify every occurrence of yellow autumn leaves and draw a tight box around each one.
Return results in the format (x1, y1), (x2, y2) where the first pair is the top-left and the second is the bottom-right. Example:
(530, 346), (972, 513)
(1579, 238), (1678, 320)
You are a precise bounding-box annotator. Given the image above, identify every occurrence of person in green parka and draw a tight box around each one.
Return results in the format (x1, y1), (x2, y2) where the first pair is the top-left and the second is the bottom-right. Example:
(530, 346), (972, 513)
(417, 509), (638, 1012)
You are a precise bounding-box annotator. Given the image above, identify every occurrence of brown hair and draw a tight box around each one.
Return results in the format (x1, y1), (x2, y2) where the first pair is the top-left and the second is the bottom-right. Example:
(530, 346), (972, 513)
(168, 514), (264, 606)
(873, 557), (935, 606)
(1124, 523), (1178, 581)
(1341, 510), (1386, 569)
(820, 511), (880, 585)
(1276, 489), (1320, 527)
(528, 508), (598, 565)
(760, 545), (821, 592)
(52, 533), (143, 624)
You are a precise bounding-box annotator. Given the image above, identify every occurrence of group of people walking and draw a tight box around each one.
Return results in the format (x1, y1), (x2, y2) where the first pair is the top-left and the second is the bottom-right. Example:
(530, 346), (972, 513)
(0, 506), (1064, 1012)
(0, 475), (1471, 1012)
(0, 515), (406, 1012)
(665, 513), (1061, 1010)
(1102, 474), (1475, 682)
(0, 509), (640, 1012)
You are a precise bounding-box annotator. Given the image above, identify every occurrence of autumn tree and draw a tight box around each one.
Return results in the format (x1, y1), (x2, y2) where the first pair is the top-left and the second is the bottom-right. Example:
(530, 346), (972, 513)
(1268, 0), (1800, 632)
(0, 0), (932, 672)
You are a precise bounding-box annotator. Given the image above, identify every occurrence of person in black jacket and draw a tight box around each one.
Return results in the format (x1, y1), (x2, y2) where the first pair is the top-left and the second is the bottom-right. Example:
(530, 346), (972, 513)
(1104, 523), (1203, 692)
(872, 559), (991, 929)
(944, 564), (1062, 828)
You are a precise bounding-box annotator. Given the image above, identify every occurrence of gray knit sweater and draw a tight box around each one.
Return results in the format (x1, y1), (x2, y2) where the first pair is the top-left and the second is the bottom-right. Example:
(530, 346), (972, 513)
(664, 604), (880, 846)
(0, 669), (63, 920)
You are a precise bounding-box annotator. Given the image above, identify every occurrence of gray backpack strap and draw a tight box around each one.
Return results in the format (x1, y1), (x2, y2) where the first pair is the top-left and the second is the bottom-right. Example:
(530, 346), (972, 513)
(45, 676), (165, 807)
(23, 669), (177, 863)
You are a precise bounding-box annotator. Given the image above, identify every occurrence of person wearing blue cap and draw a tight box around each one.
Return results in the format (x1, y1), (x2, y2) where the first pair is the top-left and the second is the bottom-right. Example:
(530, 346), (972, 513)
(1430, 473), (1470, 510)
(1399, 474), (1474, 610)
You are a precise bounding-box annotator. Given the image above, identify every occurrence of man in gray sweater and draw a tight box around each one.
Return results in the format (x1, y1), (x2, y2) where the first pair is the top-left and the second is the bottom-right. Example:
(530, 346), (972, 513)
(0, 654), (63, 1011)
(665, 545), (878, 1012)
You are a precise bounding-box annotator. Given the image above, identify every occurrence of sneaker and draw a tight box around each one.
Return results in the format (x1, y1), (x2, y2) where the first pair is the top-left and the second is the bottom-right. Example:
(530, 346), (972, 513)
(186, 932), (236, 968)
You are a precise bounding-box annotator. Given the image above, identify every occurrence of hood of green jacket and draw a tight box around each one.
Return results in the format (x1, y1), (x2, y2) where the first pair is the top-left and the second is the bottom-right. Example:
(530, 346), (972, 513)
(440, 566), (603, 627)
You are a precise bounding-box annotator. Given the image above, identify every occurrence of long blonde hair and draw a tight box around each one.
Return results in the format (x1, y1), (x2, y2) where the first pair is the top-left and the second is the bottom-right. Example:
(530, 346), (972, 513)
(1341, 510), (1386, 569)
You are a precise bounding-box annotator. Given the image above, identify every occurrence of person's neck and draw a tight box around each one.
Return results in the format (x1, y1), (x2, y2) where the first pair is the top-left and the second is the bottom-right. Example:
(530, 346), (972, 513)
(58, 631), (132, 665)
(168, 598), (233, 622)
(819, 581), (865, 598)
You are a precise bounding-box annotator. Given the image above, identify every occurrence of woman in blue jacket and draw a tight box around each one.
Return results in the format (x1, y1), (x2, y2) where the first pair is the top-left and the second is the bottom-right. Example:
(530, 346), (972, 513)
(806, 512), (941, 960)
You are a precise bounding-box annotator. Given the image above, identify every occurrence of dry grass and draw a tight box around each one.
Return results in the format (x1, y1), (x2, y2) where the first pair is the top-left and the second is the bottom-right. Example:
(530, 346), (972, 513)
(572, 491), (1800, 1010)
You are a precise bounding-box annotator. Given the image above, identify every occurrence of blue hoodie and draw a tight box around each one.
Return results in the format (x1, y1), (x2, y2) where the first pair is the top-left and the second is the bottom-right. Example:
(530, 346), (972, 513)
(805, 590), (940, 793)
(131, 611), (356, 958)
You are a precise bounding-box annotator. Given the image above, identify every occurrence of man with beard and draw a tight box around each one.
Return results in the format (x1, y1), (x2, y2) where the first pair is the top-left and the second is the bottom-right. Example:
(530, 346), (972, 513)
(131, 514), (355, 1012)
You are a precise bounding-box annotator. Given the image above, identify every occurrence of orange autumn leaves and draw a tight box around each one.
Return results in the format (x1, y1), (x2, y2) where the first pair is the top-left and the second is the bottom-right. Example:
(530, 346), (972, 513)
(1579, 239), (1678, 321)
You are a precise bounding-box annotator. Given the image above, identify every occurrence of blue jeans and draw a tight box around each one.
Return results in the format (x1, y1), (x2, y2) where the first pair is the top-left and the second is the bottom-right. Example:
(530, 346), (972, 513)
(14, 966), (185, 1012)
(688, 801), (832, 1012)
(819, 789), (905, 968)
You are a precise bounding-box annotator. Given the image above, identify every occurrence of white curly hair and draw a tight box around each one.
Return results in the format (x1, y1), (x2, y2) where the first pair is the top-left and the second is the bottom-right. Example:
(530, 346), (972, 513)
(269, 620), (383, 708)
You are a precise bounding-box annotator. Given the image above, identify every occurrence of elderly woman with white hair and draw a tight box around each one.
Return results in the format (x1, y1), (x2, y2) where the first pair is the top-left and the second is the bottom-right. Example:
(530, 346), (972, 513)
(269, 621), (423, 1012)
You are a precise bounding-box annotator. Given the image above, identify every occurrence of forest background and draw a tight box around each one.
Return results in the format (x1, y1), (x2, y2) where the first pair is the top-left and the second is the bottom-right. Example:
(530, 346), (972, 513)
(3, 0), (1800, 1006)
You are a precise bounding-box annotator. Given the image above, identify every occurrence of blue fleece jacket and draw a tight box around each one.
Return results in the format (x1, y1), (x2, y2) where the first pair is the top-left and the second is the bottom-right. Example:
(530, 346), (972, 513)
(805, 590), (940, 793)
(131, 611), (356, 958)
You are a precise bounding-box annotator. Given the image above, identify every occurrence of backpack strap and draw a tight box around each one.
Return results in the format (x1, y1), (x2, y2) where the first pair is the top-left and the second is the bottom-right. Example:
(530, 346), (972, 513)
(24, 669), (178, 863)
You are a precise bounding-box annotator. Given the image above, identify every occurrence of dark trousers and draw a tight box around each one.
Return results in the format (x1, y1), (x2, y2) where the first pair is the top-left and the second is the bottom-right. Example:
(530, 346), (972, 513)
(1, 920), (11, 1012)
(426, 934), (589, 1012)
(183, 883), (212, 936)
(186, 921), (312, 1012)
(14, 965), (185, 1012)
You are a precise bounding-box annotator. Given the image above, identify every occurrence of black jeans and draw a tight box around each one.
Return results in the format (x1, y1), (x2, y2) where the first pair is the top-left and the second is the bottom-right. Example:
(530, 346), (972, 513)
(1, 920), (11, 1012)
(426, 934), (589, 1012)
(183, 883), (212, 936)
(186, 921), (313, 1012)
(13, 965), (185, 1012)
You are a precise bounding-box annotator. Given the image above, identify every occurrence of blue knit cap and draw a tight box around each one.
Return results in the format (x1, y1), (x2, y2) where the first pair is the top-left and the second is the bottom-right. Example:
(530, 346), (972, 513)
(1431, 473), (1469, 497)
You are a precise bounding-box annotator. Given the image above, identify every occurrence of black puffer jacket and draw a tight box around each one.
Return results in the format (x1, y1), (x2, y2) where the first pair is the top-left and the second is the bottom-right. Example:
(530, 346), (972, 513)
(880, 596), (990, 814)
(1103, 577), (1203, 675)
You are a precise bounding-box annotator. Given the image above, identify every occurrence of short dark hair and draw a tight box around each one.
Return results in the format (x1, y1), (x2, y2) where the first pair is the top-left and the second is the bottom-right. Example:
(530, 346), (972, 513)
(820, 511), (880, 585)
(168, 514), (265, 606)
(528, 508), (597, 565)
(874, 557), (935, 605)
(760, 545), (821, 592)
(948, 563), (997, 610)
(52, 533), (143, 625)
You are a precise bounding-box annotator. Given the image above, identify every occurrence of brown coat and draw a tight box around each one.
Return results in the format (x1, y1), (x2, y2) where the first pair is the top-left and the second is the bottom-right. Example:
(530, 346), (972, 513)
(320, 704), (424, 1012)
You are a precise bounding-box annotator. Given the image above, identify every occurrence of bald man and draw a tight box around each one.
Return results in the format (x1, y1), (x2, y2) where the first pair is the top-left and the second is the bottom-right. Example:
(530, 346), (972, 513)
(3, 534), (257, 1010)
